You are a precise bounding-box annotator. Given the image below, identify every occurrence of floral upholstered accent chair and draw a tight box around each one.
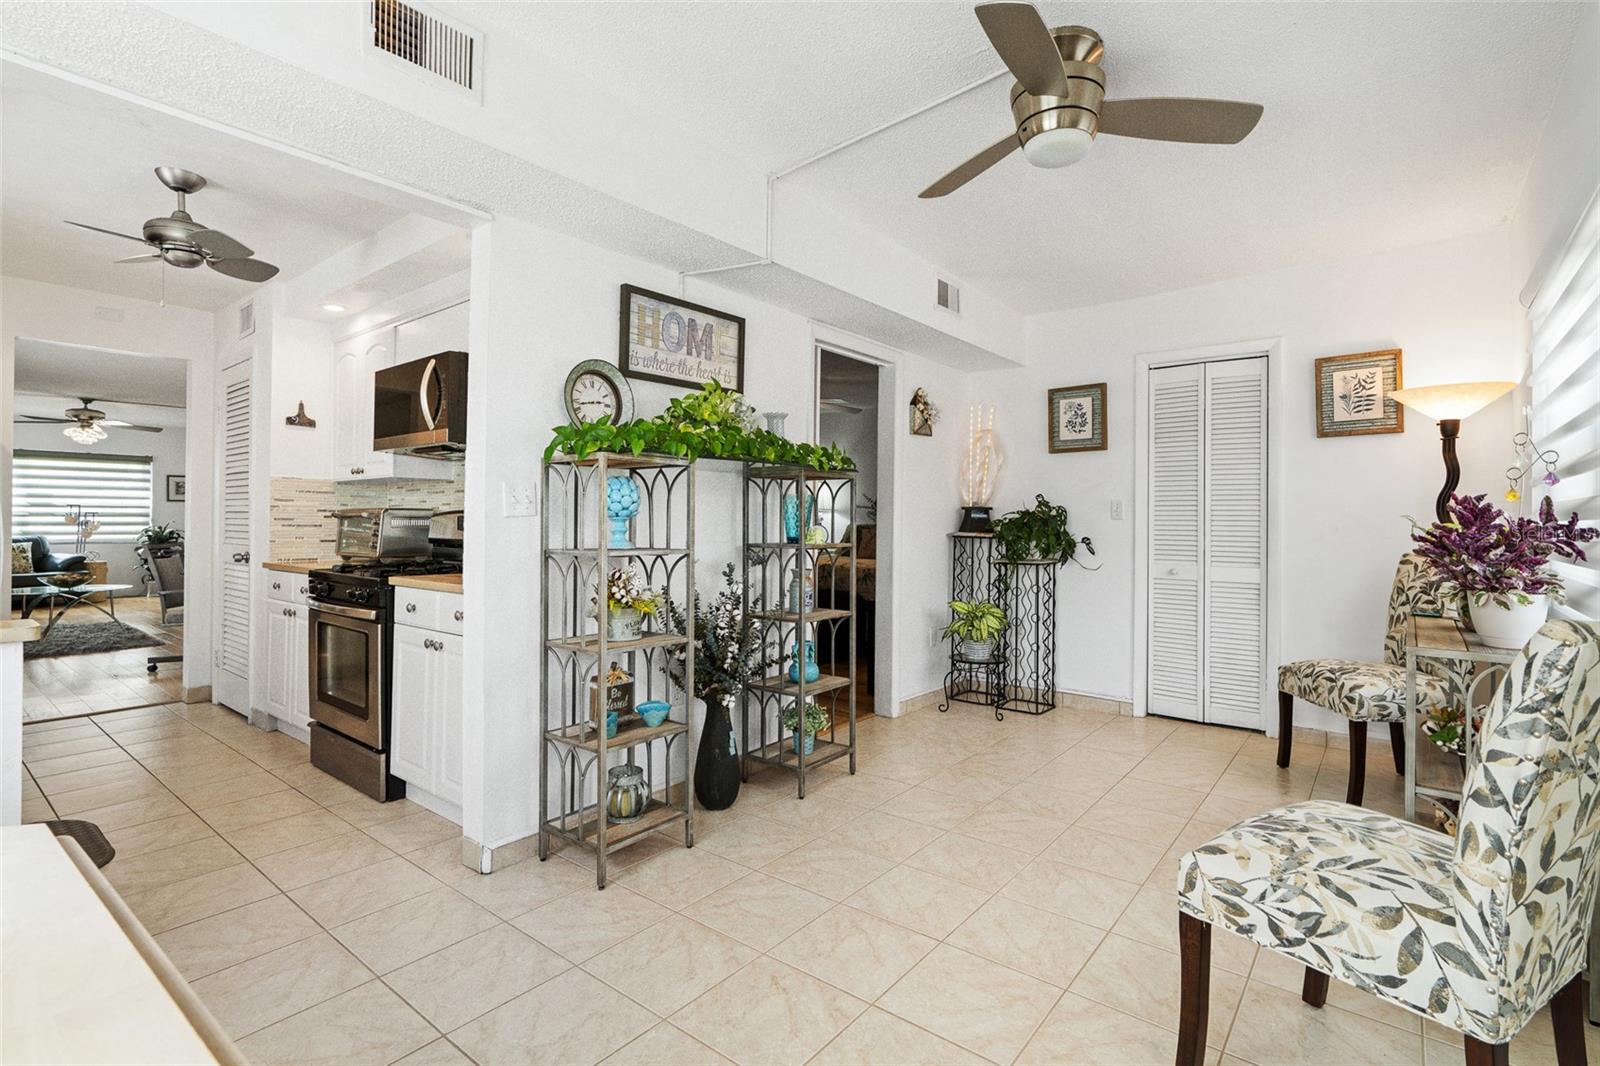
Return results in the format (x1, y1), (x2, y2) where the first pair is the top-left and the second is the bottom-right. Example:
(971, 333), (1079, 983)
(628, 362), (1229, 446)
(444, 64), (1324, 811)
(1277, 552), (1468, 805)
(1176, 620), (1600, 1066)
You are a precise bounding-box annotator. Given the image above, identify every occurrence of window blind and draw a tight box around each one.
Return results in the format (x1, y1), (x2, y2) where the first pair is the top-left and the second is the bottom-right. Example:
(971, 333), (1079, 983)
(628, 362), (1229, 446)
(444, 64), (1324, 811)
(11, 450), (154, 545)
(1528, 188), (1600, 620)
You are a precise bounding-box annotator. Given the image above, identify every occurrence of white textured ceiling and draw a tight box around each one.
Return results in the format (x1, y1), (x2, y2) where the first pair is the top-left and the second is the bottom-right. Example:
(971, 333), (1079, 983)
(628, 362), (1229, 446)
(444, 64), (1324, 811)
(0, 63), (407, 310)
(480, 1), (1584, 311)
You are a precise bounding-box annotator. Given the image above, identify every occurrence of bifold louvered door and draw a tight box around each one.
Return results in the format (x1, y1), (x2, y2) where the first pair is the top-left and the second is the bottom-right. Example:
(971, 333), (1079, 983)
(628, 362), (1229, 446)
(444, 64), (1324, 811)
(1147, 357), (1268, 727)
(214, 357), (253, 714)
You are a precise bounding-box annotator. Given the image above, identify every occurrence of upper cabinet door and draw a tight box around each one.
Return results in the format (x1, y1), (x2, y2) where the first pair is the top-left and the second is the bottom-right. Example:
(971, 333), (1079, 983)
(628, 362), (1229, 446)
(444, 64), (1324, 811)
(332, 320), (456, 482)
(394, 301), (468, 363)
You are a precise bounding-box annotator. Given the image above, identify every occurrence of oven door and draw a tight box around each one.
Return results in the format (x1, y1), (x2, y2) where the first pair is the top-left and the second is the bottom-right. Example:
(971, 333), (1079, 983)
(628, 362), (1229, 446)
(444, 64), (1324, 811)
(308, 602), (385, 750)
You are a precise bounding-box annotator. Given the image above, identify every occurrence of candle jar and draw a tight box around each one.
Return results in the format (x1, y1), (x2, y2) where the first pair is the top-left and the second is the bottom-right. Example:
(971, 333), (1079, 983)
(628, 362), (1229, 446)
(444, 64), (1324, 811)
(606, 764), (649, 824)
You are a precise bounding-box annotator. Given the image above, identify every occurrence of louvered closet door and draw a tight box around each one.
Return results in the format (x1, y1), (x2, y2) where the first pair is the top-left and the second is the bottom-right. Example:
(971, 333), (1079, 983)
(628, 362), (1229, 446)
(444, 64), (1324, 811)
(214, 358), (253, 714)
(1147, 356), (1268, 727)
(1202, 359), (1267, 728)
(1147, 363), (1205, 720)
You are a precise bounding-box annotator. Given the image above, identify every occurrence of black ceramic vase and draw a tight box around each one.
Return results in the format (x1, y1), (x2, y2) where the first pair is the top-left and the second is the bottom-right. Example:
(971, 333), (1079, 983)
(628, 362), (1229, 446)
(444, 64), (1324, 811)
(695, 697), (741, 811)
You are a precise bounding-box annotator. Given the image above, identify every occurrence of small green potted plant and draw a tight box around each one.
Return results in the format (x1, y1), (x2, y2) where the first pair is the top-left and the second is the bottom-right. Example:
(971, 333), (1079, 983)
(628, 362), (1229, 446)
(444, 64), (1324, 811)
(992, 494), (1095, 565)
(943, 599), (1006, 662)
(136, 523), (184, 554)
(780, 700), (830, 756)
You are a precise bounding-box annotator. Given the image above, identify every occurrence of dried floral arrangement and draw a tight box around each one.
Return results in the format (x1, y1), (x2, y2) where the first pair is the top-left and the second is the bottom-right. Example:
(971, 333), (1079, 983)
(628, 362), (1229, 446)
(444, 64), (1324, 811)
(595, 566), (661, 615)
(664, 563), (773, 705)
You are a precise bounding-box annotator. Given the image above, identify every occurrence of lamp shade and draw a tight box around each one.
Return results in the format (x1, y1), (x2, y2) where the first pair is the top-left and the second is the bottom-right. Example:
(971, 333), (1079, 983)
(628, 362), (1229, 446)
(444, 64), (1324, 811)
(1389, 381), (1515, 421)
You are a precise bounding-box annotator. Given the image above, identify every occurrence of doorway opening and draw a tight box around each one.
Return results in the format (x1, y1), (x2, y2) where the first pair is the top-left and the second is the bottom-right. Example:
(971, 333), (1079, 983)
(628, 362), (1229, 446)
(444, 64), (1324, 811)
(815, 348), (885, 721)
(10, 342), (191, 722)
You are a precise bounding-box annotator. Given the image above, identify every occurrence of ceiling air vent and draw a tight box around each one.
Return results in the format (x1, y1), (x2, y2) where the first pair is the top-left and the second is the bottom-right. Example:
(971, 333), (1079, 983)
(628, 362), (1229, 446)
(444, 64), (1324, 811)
(936, 276), (961, 315)
(368, 0), (481, 94)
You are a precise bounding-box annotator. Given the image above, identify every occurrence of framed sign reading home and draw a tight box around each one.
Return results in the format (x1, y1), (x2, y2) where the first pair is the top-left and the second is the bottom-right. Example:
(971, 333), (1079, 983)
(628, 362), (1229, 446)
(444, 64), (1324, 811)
(618, 284), (745, 391)
(1047, 382), (1108, 453)
(1315, 349), (1403, 438)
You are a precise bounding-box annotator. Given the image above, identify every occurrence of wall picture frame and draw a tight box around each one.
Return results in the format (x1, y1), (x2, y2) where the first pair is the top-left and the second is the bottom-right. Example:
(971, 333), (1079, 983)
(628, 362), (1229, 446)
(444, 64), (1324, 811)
(618, 284), (745, 392)
(1315, 349), (1404, 437)
(166, 474), (187, 502)
(1047, 382), (1107, 453)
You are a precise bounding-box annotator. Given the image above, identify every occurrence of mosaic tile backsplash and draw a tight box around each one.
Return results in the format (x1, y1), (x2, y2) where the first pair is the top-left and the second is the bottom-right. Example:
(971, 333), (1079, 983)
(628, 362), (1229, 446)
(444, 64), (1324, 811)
(269, 465), (465, 560)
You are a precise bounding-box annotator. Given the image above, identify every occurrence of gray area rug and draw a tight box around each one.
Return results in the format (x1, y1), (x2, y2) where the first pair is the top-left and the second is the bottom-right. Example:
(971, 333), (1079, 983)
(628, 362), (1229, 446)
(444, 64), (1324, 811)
(24, 621), (164, 659)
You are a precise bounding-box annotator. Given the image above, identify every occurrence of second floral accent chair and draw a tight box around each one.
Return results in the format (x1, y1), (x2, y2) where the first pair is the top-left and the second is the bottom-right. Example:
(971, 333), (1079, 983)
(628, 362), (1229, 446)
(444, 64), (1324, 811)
(1276, 552), (1467, 805)
(1176, 620), (1600, 1066)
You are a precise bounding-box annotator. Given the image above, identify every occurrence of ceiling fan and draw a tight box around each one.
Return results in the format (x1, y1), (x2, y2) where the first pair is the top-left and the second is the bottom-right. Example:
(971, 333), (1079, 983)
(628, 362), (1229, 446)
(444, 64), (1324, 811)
(15, 398), (165, 445)
(921, 2), (1264, 198)
(819, 397), (868, 415)
(65, 166), (280, 282)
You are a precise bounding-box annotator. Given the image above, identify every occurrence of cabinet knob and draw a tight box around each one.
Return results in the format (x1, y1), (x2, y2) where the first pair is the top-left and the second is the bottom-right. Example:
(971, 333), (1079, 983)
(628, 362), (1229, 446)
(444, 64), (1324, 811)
(1167, 568), (1178, 576)
(453, 610), (464, 622)
(299, 585), (307, 595)
(405, 603), (417, 613)
(272, 581), (281, 591)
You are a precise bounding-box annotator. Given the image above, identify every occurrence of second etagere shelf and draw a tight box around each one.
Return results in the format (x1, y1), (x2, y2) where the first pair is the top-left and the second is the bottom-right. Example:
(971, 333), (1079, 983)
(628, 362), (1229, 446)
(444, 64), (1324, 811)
(740, 462), (857, 799)
(539, 451), (696, 888)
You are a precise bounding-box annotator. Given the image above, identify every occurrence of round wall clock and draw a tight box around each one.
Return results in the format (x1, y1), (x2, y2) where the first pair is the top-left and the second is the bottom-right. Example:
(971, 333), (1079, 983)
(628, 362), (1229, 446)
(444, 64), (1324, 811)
(563, 360), (635, 425)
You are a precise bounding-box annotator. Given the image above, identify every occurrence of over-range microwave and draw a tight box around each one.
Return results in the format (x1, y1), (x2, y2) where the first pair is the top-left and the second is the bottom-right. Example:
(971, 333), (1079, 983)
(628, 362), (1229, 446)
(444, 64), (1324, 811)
(373, 351), (467, 459)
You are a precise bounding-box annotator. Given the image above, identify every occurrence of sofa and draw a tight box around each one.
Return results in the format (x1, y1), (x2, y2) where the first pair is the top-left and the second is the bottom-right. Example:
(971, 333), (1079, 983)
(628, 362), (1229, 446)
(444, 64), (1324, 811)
(10, 536), (89, 616)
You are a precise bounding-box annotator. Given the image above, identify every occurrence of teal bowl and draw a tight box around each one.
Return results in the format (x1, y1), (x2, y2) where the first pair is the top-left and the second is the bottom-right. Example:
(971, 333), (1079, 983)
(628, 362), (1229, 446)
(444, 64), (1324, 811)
(636, 701), (670, 728)
(605, 710), (620, 738)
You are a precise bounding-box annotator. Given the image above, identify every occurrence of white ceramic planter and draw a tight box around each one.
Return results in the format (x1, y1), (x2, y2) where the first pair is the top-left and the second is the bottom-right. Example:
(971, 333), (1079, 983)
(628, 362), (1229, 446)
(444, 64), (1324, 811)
(1470, 594), (1549, 649)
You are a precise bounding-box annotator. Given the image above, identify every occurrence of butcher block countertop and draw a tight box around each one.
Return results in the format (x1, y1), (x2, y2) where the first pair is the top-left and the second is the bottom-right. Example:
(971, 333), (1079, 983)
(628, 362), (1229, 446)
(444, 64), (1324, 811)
(261, 559), (335, 575)
(390, 573), (463, 593)
(0, 619), (42, 644)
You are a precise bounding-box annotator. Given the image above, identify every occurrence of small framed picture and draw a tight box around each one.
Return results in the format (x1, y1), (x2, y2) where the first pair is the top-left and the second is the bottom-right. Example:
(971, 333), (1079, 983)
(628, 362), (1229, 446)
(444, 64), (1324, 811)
(166, 475), (187, 502)
(1048, 383), (1107, 453)
(1315, 349), (1403, 437)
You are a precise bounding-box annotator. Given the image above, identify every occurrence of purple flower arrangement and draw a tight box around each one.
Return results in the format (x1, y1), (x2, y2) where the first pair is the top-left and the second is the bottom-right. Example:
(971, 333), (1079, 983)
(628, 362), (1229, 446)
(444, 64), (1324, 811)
(1410, 493), (1598, 608)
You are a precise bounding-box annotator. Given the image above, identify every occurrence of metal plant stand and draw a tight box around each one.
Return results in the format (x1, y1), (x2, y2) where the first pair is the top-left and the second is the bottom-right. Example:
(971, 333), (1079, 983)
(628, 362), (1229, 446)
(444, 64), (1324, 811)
(997, 560), (1057, 716)
(539, 452), (696, 889)
(944, 533), (1002, 708)
(740, 463), (857, 799)
(939, 649), (1006, 719)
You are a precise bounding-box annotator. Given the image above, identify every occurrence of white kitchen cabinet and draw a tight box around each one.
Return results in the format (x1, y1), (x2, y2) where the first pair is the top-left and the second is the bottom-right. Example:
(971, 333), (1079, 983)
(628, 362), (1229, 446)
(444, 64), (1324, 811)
(333, 325), (452, 482)
(394, 301), (468, 363)
(391, 593), (463, 811)
(261, 575), (311, 732)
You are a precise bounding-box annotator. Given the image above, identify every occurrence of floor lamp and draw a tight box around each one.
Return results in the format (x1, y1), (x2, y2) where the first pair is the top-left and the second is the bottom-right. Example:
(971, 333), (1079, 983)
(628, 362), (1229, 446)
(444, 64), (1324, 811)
(1390, 381), (1516, 522)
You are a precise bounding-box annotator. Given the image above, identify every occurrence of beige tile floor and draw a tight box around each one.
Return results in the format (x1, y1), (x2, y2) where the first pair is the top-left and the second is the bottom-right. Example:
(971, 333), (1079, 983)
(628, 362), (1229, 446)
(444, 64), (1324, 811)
(20, 697), (1600, 1065)
(15, 595), (184, 722)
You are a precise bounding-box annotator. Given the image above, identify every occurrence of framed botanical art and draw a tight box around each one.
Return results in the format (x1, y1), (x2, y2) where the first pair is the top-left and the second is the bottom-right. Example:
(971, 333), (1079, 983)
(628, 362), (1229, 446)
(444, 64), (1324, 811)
(166, 475), (187, 502)
(617, 284), (745, 392)
(1048, 382), (1107, 453)
(1315, 349), (1403, 437)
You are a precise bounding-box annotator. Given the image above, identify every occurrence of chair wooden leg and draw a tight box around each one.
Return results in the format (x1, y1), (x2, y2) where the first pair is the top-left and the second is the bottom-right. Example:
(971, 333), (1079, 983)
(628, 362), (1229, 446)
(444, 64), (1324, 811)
(1301, 966), (1329, 1008)
(1346, 721), (1368, 806)
(1464, 1038), (1511, 1066)
(1177, 912), (1211, 1066)
(1277, 692), (1294, 768)
(1549, 973), (1587, 1066)
(1389, 721), (1406, 775)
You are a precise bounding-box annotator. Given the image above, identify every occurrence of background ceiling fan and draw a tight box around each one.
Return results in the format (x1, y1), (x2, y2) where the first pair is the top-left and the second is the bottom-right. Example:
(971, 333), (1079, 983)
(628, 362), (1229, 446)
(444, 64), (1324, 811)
(922, 2), (1264, 198)
(65, 166), (280, 282)
(15, 398), (166, 445)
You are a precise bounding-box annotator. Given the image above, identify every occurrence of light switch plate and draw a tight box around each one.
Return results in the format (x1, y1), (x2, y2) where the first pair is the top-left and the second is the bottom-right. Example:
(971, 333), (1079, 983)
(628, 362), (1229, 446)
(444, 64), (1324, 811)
(1110, 499), (1124, 520)
(502, 482), (537, 518)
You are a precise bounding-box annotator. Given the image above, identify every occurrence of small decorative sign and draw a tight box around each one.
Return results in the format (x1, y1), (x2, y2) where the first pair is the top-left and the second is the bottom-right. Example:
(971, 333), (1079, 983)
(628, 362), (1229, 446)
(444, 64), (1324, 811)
(1047, 383), (1107, 453)
(618, 284), (745, 391)
(1315, 349), (1403, 437)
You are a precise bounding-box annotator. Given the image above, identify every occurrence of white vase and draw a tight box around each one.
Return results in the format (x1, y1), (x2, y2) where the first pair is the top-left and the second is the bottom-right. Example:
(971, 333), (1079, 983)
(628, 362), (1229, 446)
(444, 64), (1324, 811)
(1470, 594), (1549, 649)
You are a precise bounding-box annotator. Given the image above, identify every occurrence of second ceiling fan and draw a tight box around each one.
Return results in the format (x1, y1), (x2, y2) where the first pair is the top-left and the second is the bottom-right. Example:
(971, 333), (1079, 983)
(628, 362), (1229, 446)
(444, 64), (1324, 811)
(921, 2), (1264, 198)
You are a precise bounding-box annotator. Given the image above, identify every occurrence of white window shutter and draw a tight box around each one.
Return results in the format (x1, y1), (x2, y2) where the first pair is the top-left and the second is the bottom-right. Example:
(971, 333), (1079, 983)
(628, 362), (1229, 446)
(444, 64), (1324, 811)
(1203, 359), (1268, 728)
(1148, 363), (1204, 719)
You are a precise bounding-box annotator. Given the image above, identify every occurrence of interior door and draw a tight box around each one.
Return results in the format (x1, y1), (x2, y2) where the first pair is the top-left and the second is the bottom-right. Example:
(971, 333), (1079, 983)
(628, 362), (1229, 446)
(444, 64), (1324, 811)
(213, 357), (253, 714)
(1147, 363), (1205, 720)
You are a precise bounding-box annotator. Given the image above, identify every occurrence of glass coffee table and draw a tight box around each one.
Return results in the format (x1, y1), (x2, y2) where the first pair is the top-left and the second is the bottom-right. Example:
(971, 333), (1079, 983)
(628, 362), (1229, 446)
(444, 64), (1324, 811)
(13, 583), (135, 639)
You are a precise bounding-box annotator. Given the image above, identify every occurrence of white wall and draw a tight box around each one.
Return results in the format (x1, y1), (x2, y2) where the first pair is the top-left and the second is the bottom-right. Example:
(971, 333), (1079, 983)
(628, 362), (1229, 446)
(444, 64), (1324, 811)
(971, 228), (1523, 727)
(1, 276), (214, 691)
(11, 421), (187, 587)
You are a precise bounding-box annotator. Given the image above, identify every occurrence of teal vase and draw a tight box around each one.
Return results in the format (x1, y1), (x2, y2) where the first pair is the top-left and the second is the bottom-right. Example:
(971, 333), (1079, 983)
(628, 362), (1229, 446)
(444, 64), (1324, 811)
(786, 639), (820, 684)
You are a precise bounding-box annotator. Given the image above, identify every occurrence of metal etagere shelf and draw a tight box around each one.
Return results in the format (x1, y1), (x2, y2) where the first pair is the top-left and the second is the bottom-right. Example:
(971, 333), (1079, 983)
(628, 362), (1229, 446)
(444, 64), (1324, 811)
(740, 463), (857, 799)
(998, 560), (1057, 716)
(944, 533), (1002, 709)
(539, 451), (696, 889)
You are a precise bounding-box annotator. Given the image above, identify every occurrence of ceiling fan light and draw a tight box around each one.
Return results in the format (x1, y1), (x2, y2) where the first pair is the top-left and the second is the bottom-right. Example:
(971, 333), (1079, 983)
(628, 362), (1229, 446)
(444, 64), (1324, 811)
(1021, 126), (1093, 168)
(64, 423), (104, 445)
(161, 247), (205, 269)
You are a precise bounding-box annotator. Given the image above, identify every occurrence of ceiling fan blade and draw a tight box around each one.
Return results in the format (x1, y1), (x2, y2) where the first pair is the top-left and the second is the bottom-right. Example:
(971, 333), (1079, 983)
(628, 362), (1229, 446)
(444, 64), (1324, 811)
(113, 253), (161, 265)
(975, 3), (1069, 98)
(65, 220), (151, 245)
(102, 421), (165, 433)
(1097, 98), (1264, 144)
(207, 257), (279, 282)
(14, 415), (73, 424)
(919, 134), (1021, 199)
(191, 228), (253, 260)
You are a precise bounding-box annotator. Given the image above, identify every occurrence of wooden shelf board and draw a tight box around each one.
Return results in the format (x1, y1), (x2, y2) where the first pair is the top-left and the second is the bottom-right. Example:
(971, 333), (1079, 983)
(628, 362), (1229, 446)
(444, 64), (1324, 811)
(546, 718), (688, 753)
(546, 547), (689, 558)
(545, 799), (686, 852)
(746, 542), (854, 552)
(747, 737), (853, 773)
(751, 608), (852, 623)
(546, 451), (691, 470)
(548, 632), (690, 656)
(748, 674), (852, 697)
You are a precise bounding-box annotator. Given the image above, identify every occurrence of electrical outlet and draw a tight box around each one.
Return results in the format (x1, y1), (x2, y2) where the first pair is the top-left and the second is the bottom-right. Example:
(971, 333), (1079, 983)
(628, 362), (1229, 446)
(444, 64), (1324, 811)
(502, 482), (537, 518)
(1110, 499), (1124, 520)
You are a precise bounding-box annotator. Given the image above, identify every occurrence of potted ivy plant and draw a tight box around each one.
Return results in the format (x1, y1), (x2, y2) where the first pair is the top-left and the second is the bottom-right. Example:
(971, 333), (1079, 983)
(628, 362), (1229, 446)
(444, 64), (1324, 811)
(992, 494), (1096, 565)
(780, 700), (830, 756)
(1410, 493), (1597, 648)
(943, 599), (1006, 662)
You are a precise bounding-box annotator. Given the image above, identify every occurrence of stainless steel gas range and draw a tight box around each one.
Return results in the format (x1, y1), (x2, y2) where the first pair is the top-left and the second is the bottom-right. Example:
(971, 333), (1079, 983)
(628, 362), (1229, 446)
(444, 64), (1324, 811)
(307, 509), (462, 801)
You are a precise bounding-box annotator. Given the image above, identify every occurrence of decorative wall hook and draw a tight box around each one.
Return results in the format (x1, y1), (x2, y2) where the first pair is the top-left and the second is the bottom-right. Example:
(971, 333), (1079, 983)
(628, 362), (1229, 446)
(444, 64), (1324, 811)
(285, 401), (317, 428)
(1504, 430), (1559, 503)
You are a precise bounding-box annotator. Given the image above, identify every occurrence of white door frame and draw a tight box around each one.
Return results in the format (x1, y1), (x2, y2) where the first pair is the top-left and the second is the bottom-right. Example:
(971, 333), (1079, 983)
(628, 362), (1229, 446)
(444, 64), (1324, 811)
(1133, 336), (1285, 734)
(810, 333), (897, 718)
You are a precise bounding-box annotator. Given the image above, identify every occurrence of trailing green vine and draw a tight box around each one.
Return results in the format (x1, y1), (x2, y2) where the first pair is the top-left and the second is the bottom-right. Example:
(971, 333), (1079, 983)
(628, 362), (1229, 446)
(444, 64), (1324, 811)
(543, 380), (856, 471)
(992, 494), (1096, 566)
